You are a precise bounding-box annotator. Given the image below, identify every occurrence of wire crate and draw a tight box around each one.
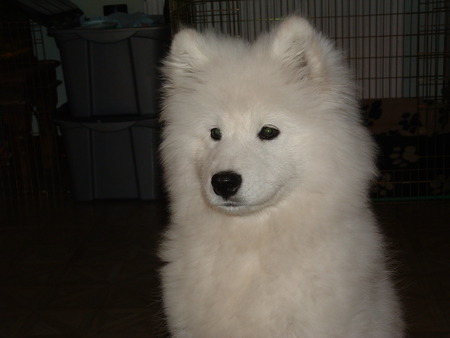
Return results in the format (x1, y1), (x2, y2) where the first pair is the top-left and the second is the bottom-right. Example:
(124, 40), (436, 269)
(0, 3), (68, 201)
(169, 0), (450, 200)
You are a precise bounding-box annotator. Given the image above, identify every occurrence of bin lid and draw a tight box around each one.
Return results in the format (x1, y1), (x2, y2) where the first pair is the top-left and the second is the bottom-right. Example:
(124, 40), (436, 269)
(7, 0), (83, 29)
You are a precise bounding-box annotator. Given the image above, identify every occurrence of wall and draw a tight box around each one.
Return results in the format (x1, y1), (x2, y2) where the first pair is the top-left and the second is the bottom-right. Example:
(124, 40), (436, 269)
(72, 0), (145, 17)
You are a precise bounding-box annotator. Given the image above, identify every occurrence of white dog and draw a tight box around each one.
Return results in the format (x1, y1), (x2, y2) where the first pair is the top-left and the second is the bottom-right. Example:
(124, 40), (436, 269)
(159, 16), (403, 337)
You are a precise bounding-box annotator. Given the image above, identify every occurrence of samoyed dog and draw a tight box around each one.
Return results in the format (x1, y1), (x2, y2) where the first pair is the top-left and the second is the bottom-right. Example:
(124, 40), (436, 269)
(159, 16), (403, 337)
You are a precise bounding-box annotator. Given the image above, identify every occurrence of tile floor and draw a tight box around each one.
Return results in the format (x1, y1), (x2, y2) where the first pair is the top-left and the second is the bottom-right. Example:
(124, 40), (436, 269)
(0, 199), (449, 337)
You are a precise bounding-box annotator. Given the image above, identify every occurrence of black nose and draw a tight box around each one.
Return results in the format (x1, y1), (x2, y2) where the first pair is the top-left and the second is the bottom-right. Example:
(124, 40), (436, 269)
(211, 171), (242, 199)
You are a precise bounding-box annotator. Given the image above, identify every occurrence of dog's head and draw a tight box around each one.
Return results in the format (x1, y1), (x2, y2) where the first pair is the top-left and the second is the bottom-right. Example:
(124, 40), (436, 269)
(161, 17), (376, 215)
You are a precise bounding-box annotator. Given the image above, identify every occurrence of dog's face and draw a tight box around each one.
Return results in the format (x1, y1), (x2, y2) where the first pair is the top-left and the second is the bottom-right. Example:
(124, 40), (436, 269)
(194, 92), (302, 214)
(161, 17), (375, 215)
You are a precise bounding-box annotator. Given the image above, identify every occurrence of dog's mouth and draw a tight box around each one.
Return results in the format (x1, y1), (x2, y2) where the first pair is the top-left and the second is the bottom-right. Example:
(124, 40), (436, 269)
(221, 201), (241, 208)
(212, 199), (247, 213)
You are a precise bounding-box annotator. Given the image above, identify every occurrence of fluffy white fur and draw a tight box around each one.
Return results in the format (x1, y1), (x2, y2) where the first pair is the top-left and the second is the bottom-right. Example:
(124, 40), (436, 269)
(159, 16), (404, 337)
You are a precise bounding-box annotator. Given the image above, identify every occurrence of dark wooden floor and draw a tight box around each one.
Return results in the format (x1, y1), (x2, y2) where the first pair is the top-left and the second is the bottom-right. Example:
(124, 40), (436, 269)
(0, 199), (449, 337)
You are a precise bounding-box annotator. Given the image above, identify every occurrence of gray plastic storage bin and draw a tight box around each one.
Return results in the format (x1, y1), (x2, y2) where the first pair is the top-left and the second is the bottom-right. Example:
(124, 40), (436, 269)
(58, 117), (162, 201)
(52, 26), (170, 117)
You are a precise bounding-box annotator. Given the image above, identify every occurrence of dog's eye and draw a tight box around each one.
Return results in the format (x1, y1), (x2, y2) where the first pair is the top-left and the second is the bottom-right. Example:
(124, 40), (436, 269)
(210, 128), (222, 141)
(258, 125), (280, 140)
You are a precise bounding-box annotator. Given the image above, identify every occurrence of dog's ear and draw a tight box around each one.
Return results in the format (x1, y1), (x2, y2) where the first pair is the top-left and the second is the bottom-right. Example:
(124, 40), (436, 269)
(271, 16), (327, 81)
(165, 29), (209, 76)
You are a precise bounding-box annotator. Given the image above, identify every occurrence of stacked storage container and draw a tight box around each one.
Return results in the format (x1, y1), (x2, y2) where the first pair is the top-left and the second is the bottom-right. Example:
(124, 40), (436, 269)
(54, 26), (170, 201)
(10, 0), (170, 200)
